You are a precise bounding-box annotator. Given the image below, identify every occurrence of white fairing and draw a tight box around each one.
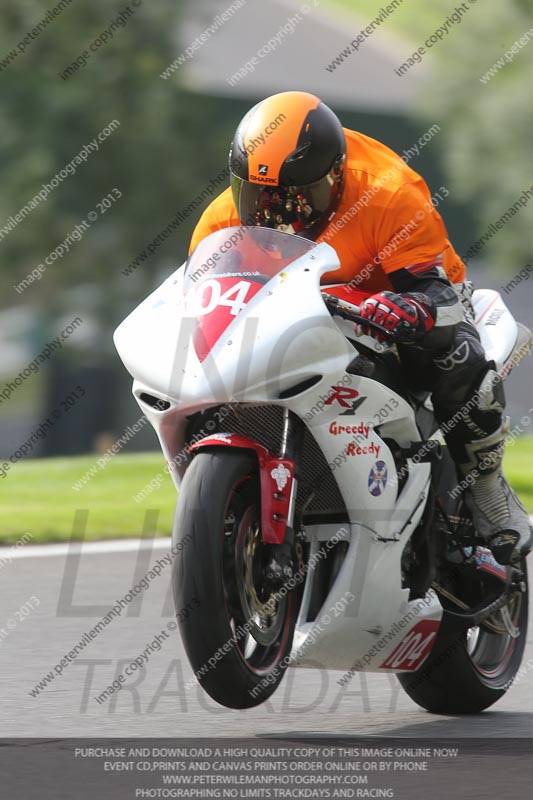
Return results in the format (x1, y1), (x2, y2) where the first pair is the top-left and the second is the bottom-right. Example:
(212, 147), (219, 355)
(473, 288), (518, 369)
(114, 228), (452, 674)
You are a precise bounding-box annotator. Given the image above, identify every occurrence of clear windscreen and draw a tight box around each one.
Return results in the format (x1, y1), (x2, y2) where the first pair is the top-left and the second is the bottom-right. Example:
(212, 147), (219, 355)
(183, 226), (317, 290)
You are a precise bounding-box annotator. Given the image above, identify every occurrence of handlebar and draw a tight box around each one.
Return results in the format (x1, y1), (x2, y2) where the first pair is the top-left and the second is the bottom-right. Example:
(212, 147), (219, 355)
(321, 292), (396, 342)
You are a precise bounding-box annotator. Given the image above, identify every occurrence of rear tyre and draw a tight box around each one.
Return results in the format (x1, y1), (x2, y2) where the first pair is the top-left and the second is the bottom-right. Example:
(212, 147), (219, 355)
(172, 449), (297, 709)
(398, 559), (529, 713)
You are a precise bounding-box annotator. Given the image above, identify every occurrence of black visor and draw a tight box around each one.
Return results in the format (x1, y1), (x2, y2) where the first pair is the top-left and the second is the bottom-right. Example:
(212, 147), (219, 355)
(231, 167), (343, 240)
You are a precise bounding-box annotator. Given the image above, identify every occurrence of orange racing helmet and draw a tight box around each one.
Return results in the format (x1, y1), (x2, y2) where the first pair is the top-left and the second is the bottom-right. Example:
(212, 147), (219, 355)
(229, 91), (346, 240)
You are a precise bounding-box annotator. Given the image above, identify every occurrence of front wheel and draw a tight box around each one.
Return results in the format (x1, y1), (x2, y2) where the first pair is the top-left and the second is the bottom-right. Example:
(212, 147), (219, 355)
(172, 449), (297, 709)
(398, 559), (529, 713)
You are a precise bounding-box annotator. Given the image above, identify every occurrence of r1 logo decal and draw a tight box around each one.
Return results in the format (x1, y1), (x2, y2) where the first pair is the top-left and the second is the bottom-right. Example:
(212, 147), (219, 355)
(380, 620), (440, 671)
(325, 386), (366, 414)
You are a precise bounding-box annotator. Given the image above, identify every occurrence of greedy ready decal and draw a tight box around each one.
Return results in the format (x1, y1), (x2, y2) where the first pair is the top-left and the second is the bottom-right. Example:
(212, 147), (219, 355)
(329, 421), (370, 438)
(346, 441), (381, 458)
(329, 420), (381, 459)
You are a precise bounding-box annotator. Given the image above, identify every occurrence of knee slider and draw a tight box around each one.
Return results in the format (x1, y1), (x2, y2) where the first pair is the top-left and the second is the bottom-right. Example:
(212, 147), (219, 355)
(476, 369), (505, 415)
(462, 417), (510, 475)
(461, 367), (505, 439)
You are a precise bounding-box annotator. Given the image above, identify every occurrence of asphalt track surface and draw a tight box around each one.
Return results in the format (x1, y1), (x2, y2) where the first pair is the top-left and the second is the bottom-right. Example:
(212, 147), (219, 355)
(1, 538), (532, 738)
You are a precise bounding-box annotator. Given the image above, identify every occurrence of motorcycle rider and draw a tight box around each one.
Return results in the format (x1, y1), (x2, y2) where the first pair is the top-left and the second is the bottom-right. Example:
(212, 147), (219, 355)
(189, 90), (532, 565)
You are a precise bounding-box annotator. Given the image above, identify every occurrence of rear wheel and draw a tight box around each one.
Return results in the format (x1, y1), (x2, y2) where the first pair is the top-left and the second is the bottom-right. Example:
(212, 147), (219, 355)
(398, 558), (529, 713)
(172, 449), (297, 708)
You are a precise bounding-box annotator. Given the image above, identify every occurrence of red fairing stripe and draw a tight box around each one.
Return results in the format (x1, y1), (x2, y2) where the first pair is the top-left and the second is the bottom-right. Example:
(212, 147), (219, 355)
(189, 433), (295, 544)
(321, 284), (372, 306)
(404, 256), (443, 275)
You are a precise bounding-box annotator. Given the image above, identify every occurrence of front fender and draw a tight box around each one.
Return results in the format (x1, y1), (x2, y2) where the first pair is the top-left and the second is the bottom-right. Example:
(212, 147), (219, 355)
(189, 434), (295, 545)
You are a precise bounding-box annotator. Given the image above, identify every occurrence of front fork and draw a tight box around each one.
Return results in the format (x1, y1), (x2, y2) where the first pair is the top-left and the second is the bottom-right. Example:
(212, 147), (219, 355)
(263, 409), (305, 585)
(279, 408), (305, 533)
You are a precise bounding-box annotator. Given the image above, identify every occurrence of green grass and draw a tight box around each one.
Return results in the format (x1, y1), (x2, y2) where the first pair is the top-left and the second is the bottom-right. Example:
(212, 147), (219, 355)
(0, 441), (531, 545)
(321, 0), (450, 42)
(503, 437), (533, 513)
(0, 453), (176, 544)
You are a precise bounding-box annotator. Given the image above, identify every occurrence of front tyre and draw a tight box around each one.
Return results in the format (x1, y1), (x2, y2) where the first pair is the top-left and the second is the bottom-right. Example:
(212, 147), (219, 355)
(398, 559), (529, 713)
(172, 449), (296, 709)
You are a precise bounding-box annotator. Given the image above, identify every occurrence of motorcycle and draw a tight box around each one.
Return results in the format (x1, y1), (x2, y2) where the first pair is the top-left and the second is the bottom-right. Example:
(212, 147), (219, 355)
(114, 225), (531, 713)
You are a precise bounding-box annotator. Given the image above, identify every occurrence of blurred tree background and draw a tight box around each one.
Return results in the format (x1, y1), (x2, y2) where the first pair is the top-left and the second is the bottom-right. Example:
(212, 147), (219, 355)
(416, 0), (533, 268)
(0, 0), (245, 310)
(326, 0), (533, 269)
(0, 0), (252, 455)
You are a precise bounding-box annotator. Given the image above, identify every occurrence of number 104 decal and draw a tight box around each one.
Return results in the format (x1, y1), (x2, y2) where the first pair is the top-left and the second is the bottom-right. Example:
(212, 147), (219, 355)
(188, 277), (264, 362)
(380, 619), (440, 671)
(186, 278), (256, 317)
